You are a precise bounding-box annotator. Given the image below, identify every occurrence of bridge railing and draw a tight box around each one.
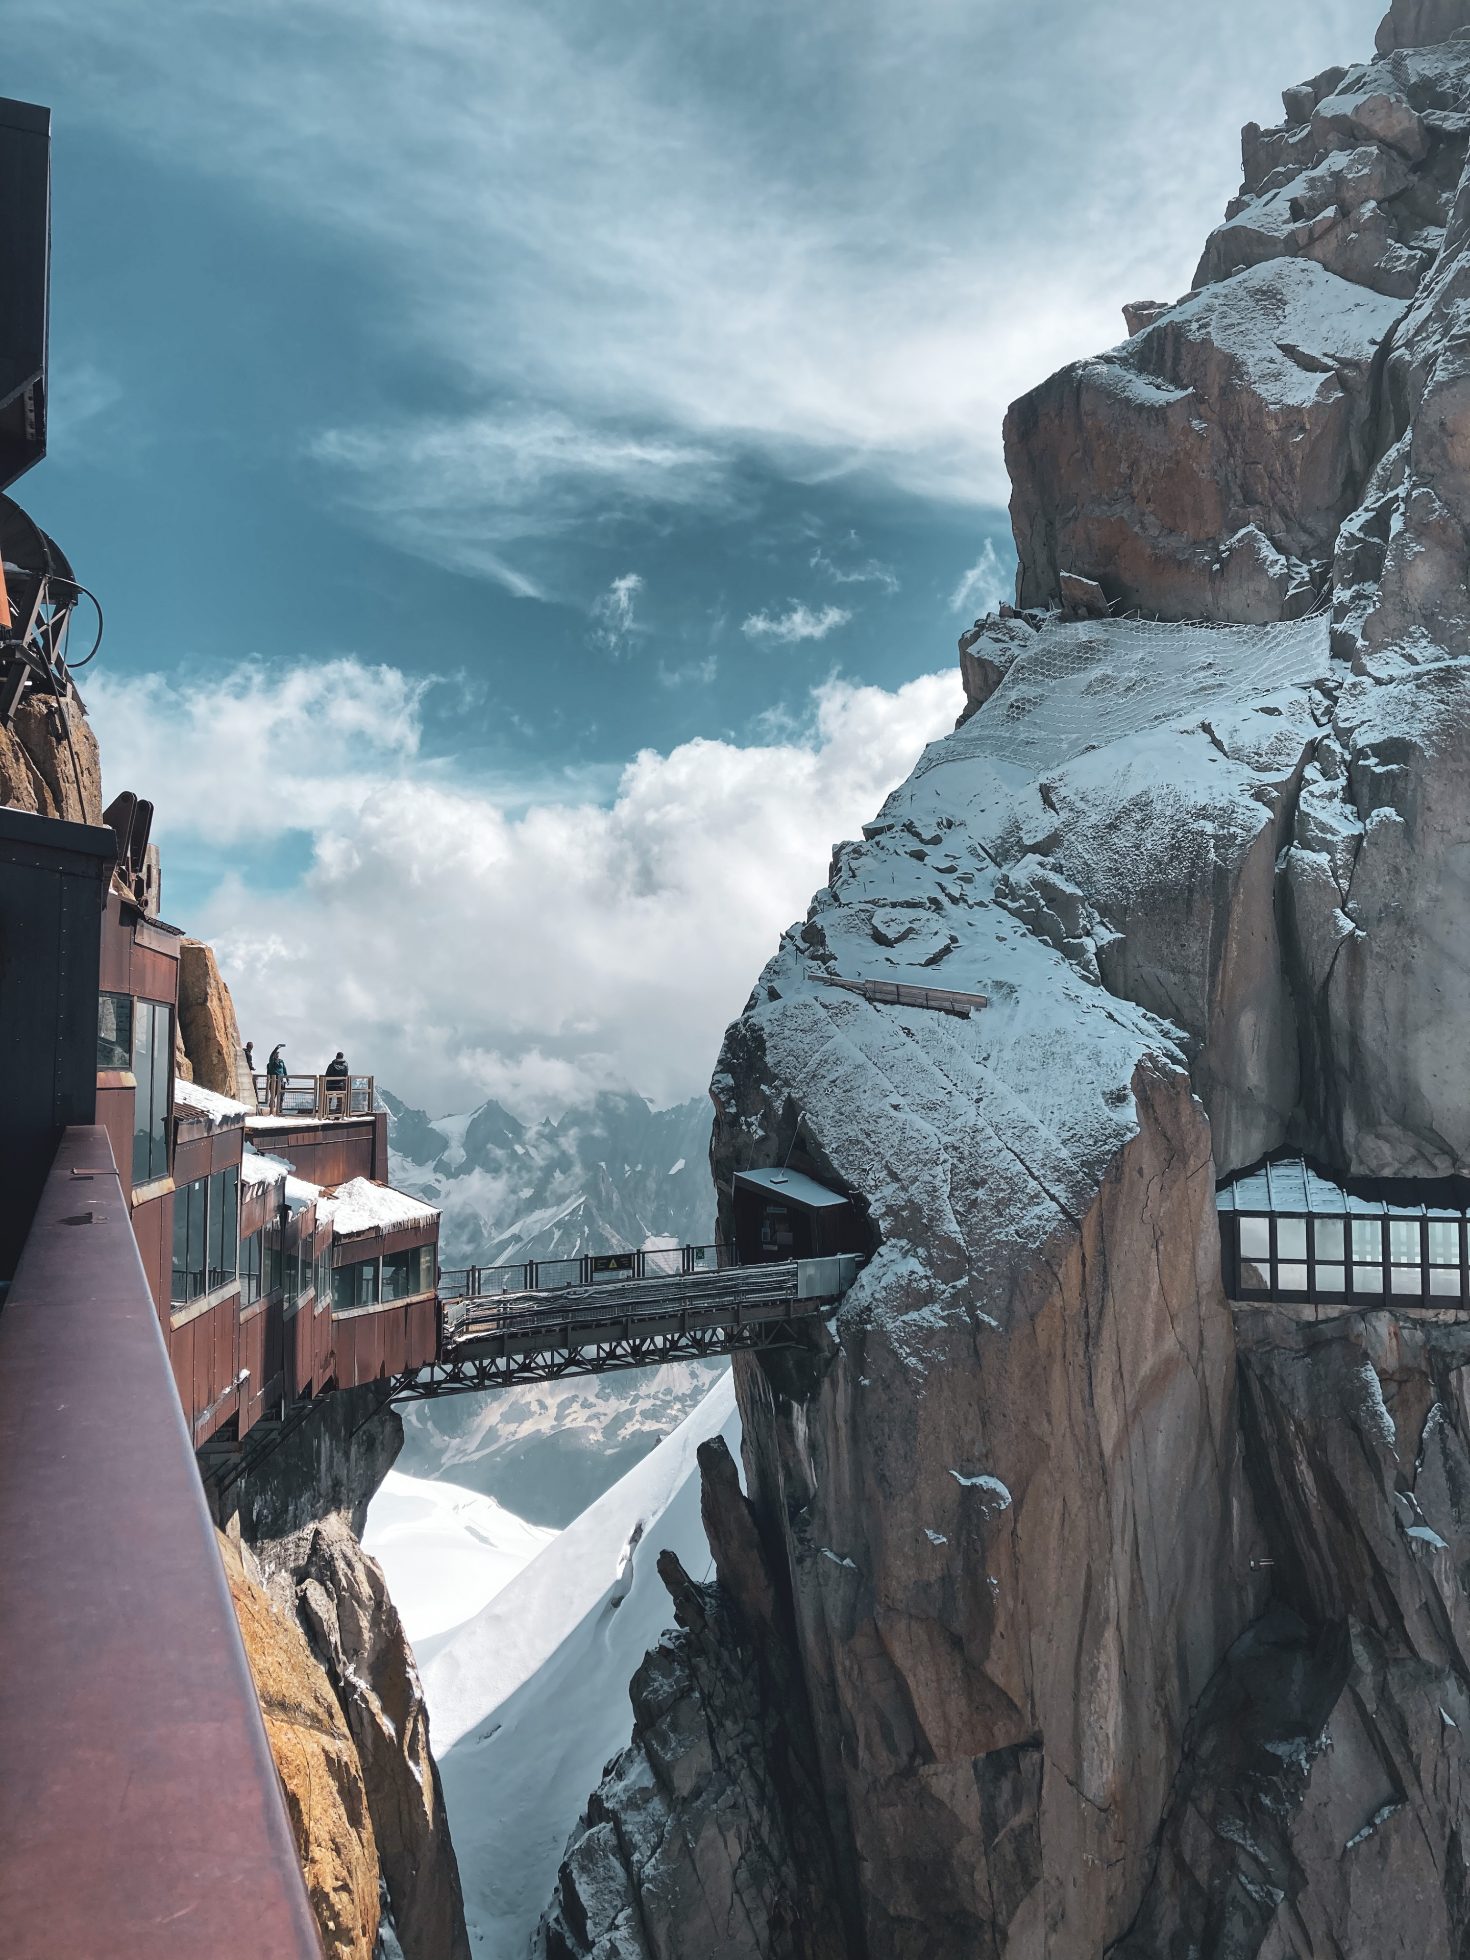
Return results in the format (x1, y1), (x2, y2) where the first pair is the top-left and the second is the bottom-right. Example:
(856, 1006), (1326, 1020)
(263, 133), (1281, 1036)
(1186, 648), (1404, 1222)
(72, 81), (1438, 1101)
(251, 1072), (375, 1119)
(439, 1241), (736, 1302)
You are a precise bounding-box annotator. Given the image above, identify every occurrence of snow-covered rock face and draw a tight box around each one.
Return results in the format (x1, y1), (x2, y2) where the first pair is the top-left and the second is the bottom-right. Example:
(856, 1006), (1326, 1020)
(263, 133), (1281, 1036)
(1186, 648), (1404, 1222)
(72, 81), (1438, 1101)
(544, 6), (1470, 1956)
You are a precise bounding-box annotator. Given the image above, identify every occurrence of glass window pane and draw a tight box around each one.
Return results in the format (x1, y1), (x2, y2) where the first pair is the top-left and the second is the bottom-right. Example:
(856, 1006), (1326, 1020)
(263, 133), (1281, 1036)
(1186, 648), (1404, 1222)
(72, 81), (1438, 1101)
(359, 1260), (380, 1307)
(1239, 1216), (1270, 1259)
(221, 1169), (238, 1280)
(150, 1005), (171, 1181)
(1389, 1220), (1422, 1264)
(1352, 1220), (1383, 1262)
(333, 1266), (353, 1313)
(1316, 1264), (1346, 1293)
(1431, 1268), (1464, 1298)
(97, 992), (133, 1072)
(1277, 1263), (1308, 1292)
(1312, 1219), (1345, 1260)
(171, 1181), (191, 1303)
(1278, 1219), (1307, 1260)
(1391, 1265), (1423, 1295)
(1428, 1221), (1460, 1265)
(186, 1175), (206, 1282)
(131, 1002), (154, 1185)
(1239, 1260), (1269, 1292)
(1352, 1265), (1384, 1295)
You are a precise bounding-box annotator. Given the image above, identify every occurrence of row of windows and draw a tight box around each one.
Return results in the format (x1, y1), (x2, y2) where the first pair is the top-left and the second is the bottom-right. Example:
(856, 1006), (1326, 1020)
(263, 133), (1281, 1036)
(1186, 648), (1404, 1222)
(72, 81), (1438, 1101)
(1233, 1214), (1470, 1299)
(201, 1220), (434, 1313)
(332, 1246), (435, 1313)
(171, 1169), (240, 1307)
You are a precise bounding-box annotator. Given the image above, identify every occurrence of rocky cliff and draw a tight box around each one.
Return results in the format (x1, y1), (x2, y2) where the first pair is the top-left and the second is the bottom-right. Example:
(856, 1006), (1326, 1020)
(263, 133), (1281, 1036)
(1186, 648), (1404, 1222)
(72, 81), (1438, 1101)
(218, 1387), (471, 1960)
(539, 6), (1470, 1956)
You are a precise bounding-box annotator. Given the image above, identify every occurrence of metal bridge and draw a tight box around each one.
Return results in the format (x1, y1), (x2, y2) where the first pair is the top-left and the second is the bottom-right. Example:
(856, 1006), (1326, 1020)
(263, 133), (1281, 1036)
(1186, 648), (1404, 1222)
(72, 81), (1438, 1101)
(394, 1244), (862, 1395)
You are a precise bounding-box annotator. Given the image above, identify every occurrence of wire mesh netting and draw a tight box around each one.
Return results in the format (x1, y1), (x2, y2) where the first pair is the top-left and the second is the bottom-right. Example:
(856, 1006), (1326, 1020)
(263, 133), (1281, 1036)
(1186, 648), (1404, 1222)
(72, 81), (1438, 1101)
(918, 613), (1332, 781)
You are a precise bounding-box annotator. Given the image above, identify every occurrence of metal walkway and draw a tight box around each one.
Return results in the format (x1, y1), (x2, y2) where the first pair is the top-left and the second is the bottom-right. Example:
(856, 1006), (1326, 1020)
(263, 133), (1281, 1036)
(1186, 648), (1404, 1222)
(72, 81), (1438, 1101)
(395, 1250), (861, 1396)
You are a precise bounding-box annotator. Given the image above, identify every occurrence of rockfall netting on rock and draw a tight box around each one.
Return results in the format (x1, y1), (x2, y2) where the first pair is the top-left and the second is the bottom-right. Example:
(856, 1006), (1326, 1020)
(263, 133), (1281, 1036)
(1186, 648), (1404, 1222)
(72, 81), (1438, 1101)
(919, 613), (1332, 780)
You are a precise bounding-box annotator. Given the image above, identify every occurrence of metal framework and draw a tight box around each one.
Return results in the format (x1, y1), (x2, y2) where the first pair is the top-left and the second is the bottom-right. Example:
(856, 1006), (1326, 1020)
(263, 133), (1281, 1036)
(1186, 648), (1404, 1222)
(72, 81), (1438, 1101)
(396, 1250), (860, 1397)
(396, 1317), (812, 1396)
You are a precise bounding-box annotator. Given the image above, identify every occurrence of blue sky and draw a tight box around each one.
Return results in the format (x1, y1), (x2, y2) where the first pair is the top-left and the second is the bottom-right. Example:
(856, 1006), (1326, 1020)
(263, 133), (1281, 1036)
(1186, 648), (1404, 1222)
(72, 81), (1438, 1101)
(10, 0), (1378, 1111)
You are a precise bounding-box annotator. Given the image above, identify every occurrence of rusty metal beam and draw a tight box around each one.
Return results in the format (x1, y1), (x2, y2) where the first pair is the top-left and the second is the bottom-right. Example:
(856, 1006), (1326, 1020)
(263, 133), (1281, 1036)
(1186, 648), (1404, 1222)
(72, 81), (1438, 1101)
(0, 1126), (322, 1958)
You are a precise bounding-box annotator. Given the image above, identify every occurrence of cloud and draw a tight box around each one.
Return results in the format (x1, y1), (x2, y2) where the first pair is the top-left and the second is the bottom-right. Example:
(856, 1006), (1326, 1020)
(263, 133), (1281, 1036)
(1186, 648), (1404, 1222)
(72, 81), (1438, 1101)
(809, 548), (899, 595)
(84, 658), (431, 842)
(949, 539), (1013, 617)
(9, 0), (1377, 562)
(741, 602), (851, 645)
(590, 572), (645, 653)
(87, 655), (961, 1113)
(308, 414), (723, 596)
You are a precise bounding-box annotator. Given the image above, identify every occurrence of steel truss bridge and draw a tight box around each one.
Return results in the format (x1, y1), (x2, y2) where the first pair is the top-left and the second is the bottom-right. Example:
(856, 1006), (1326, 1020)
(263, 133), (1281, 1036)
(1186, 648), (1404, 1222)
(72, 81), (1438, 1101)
(391, 1248), (861, 1396)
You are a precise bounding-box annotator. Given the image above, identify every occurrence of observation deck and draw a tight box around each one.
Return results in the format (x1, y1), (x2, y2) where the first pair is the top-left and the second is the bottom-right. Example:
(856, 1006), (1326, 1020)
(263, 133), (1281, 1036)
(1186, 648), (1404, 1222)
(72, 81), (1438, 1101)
(402, 1245), (862, 1393)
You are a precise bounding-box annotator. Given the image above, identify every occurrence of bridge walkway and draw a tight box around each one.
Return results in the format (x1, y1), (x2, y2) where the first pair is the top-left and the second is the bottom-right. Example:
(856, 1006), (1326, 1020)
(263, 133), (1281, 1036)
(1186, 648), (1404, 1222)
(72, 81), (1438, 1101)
(395, 1248), (860, 1395)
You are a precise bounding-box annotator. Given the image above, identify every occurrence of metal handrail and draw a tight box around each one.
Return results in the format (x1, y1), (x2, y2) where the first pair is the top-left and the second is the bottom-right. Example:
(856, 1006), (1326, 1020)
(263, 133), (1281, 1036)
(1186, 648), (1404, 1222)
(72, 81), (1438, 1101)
(438, 1241), (737, 1303)
(251, 1071), (375, 1120)
(447, 1262), (806, 1344)
(0, 1127), (321, 1955)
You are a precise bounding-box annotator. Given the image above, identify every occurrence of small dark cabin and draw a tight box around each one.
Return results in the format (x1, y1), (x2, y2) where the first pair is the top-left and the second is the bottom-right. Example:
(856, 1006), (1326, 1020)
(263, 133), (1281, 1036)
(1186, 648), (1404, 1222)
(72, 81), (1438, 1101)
(732, 1166), (863, 1265)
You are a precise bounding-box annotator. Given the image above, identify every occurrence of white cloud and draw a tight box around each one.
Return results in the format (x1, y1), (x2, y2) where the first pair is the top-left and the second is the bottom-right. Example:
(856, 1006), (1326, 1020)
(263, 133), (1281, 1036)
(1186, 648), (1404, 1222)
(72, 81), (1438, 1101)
(741, 602), (851, 645)
(810, 548), (899, 595)
(84, 658), (430, 841)
(87, 656), (961, 1113)
(590, 572), (645, 653)
(309, 414), (723, 596)
(10, 0), (1379, 561)
(949, 539), (1013, 618)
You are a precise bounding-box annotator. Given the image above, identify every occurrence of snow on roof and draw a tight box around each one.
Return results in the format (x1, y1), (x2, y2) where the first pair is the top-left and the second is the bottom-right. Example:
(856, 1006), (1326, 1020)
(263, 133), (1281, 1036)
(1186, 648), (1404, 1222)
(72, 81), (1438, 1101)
(734, 1167), (851, 1211)
(241, 1145), (292, 1191)
(326, 1176), (439, 1239)
(174, 1077), (250, 1127)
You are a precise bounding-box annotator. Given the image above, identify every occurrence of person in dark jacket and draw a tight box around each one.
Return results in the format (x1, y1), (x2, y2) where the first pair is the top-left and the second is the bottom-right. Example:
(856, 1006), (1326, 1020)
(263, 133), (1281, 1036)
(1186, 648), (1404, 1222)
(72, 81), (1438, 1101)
(265, 1043), (287, 1114)
(324, 1051), (349, 1082)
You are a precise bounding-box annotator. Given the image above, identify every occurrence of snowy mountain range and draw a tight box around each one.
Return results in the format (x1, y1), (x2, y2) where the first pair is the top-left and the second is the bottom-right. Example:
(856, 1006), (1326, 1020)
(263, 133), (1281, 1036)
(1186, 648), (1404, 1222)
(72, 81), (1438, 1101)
(380, 1087), (716, 1269)
(379, 1086), (725, 1526)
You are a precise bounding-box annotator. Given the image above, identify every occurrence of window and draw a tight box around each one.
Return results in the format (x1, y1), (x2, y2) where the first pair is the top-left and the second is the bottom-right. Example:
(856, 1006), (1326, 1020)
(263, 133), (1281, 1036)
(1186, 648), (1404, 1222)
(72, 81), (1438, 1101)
(265, 1228), (282, 1297)
(1351, 1219), (1385, 1295)
(241, 1230), (263, 1306)
(210, 1167), (239, 1292)
(171, 1168), (241, 1306)
(382, 1245), (434, 1301)
(97, 992), (133, 1072)
(131, 999), (171, 1186)
(313, 1243), (332, 1305)
(284, 1235), (304, 1313)
(1389, 1218), (1424, 1295)
(333, 1258), (380, 1312)
(1312, 1219), (1346, 1294)
(1429, 1220), (1465, 1298)
(173, 1177), (206, 1305)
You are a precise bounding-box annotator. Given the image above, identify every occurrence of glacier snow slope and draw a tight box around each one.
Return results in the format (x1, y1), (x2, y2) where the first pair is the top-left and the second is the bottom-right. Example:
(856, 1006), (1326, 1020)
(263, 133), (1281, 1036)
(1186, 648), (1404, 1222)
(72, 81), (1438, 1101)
(417, 1374), (739, 1956)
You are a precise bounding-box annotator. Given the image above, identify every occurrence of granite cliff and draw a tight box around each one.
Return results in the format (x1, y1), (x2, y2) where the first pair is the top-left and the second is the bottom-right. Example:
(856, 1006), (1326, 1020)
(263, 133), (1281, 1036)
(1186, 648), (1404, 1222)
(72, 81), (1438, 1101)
(539, 6), (1470, 1955)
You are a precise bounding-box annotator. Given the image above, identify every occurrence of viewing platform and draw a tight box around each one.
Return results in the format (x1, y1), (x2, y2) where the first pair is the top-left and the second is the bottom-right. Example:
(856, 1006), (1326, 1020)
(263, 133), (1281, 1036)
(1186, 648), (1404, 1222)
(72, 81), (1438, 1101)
(250, 1071), (375, 1120)
(405, 1246), (862, 1393)
(1218, 1156), (1470, 1311)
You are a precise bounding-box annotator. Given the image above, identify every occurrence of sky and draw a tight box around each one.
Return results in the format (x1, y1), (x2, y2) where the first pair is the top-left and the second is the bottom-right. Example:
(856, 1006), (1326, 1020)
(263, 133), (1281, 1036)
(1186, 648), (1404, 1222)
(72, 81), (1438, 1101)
(10, 0), (1380, 1115)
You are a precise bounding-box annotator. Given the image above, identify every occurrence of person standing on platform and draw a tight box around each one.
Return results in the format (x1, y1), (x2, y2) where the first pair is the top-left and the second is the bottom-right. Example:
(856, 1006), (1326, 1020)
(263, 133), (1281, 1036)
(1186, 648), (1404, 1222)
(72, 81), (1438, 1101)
(266, 1043), (287, 1114)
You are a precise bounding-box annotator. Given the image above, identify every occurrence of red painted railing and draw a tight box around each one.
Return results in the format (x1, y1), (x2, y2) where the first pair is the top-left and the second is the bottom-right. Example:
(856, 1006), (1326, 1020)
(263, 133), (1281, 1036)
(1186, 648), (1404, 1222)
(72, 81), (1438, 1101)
(0, 1127), (321, 1957)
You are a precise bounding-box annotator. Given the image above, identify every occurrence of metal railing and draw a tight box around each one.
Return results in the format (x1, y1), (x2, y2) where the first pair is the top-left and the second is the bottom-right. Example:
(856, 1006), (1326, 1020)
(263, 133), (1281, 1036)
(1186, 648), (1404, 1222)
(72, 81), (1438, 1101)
(251, 1071), (375, 1120)
(438, 1241), (735, 1303)
(0, 1127), (320, 1956)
